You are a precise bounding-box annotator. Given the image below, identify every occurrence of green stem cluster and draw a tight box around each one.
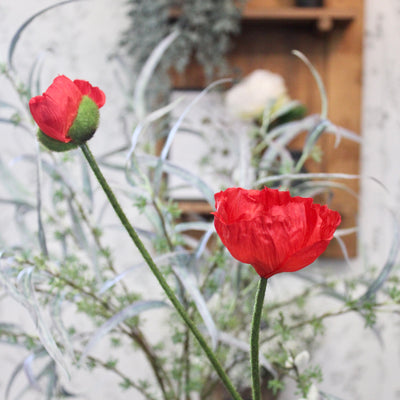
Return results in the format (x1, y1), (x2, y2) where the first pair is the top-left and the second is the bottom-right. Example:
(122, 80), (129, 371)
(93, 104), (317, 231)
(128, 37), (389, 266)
(80, 143), (243, 400)
(250, 277), (268, 400)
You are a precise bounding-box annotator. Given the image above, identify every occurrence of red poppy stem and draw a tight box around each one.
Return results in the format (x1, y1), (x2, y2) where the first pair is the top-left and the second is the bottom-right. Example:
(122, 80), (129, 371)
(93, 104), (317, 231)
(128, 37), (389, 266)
(80, 143), (244, 400)
(250, 277), (268, 400)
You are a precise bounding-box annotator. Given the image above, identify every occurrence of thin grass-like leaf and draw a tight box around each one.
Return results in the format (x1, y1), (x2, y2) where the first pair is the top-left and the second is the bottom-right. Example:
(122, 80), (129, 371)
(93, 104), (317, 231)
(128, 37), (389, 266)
(333, 234), (351, 267)
(261, 115), (321, 170)
(0, 117), (19, 125)
(0, 262), (31, 305)
(295, 180), (359, 199)
(133, 30), (179, 120)
(14, 358), (60, 400)
(0, 198), (35, 211)
(35, 143), (48, 256)
(8, 0), (84, 69)
(27, 50), (50, 97)
(16, 267), (70, 377)
(325, 121), (362, 145)
(193, 228), (214, 261)
(23, 352), (43, 391)
(97, 250), (190, 295)
(127, 96), (183, 160)
(164, 162), (215, 204)
(66, 197), (88, 250)
(319, 391), (347, 400)
(5, 349), (46, 400)
(174, 221), (213, 233)
(173, 264), (219, 350)
(50, 293), (75, 360)
(218, 331), (277, 378)
(335, 227), (358, 237)
(359, 213), (400, 302)
(295, 119), (329, 173)
(0, 100), (19, 110)
(159, 78), (232, 163)
(292, 50), (328, 118)
(0, 157), (32, 201)
(5, 357), (26, 400)
(57, 386), (76, 398)
(80, 300), (168, 365)
(80, 151), (93, 209)
(255, 172), (360, 188)
(137, 154), (215, 205)
(153, 78), (232, 193)
(0, 322), (20, 332)
(44, 360), (58, 400)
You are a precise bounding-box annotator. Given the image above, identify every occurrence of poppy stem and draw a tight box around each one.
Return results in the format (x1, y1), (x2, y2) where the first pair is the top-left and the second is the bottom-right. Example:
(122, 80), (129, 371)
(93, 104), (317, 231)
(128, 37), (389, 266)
(80, 143), (244, 400)
(250, 277), (268, 400)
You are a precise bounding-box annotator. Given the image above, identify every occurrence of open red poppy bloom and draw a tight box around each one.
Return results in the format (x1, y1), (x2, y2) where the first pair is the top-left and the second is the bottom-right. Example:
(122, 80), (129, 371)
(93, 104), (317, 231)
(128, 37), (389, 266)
(29, 75), (105, 143)
(213, 187), (341, 279)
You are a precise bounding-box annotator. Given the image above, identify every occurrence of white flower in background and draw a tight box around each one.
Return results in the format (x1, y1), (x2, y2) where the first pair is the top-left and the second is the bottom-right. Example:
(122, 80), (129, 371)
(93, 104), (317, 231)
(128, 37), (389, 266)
(294, 350), (310, 372)
(298, 384), (319, 400)
(284, 350), (310, 372)
(225, 69), (290, 120)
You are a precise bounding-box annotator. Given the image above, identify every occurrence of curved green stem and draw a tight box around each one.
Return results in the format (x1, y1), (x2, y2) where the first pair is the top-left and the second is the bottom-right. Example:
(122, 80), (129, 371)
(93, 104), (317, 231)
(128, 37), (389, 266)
(80, 143), (243, 400)
(250, 277), (268, 400)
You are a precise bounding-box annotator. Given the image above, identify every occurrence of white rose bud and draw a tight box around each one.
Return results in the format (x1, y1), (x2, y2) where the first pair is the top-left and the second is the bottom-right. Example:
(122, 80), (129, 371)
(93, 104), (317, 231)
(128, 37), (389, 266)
(225, 69), (289, 120)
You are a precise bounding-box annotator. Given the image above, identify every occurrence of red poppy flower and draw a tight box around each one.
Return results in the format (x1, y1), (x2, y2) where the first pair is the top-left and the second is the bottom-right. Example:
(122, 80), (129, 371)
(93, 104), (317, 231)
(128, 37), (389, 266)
(29, 75), (105, 147)
(213, 187), (341, 279)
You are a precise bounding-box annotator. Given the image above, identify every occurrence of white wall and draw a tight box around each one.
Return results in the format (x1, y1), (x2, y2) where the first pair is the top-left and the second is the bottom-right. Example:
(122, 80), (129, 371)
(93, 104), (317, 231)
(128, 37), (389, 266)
(360, 0), (400, 267)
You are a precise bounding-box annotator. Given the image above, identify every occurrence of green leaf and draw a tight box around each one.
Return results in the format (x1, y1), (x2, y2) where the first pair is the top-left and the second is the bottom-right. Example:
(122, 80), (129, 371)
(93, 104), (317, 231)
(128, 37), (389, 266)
(8, 0), (84, 70)
(79, 300), (168, 365)
(134, 30), (179, 120)
(0, 157), (32, 201)
(17, 268), (70, 377)
(292, 50), (328, 118)
(97, 250), (190, 295)
(173, 263), (219, 350)
(218, 331), (277, 377)
(27, 50), (50, 97)
(359, 213), (400, 302)
(153, 78), (232, 194)
(255, 172), (360, 188)
(137, 154), (215, 206)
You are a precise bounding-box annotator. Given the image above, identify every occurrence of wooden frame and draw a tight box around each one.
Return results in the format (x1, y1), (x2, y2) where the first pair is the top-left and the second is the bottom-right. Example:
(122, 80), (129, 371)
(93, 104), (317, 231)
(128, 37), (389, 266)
(171, 0), (363, 257)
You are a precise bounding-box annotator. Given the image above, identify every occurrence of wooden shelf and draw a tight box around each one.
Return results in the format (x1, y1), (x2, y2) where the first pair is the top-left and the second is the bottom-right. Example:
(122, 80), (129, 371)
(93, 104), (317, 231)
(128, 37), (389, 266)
(241, 7), (357, 31)
(170, 6), (357, 32)
(176, 200), (213, 216)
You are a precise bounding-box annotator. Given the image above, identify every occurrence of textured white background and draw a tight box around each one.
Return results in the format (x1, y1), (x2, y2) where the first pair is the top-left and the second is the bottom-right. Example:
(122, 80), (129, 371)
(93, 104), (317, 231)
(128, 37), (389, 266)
(0, 0), (400, 399)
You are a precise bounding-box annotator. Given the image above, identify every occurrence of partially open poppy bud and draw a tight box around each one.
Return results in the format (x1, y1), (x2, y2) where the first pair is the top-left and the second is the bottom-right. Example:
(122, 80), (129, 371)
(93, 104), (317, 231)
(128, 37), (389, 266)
(29, 75), (105, 151)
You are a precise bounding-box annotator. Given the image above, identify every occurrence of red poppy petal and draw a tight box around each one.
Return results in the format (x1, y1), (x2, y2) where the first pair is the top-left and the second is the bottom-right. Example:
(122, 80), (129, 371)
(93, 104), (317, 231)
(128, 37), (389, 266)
(214, 216), (282, 273)
(304, 205), (341, 248)
(73, 80), (106, 108)
(214, 188), (266, 223)
(280, 239), (332, 273)
(213, 217), (266, 266)
(29, 75), (82, 142)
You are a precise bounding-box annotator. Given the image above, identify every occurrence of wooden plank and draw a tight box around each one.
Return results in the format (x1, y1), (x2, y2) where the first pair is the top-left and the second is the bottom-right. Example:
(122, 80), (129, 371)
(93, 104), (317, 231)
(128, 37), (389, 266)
(321, 0), (363, 257)
(242, 7), (357, 21)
